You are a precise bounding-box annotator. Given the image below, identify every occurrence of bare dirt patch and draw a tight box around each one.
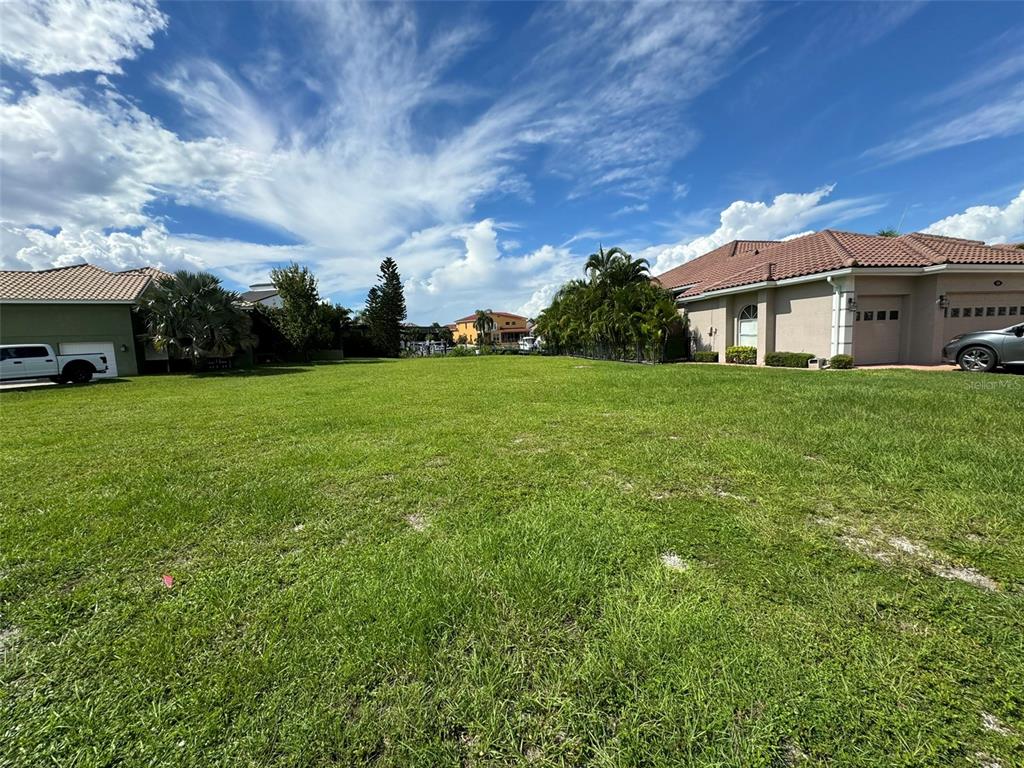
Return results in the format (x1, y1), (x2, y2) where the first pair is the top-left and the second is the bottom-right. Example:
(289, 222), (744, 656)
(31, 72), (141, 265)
(825, 520), (1000, 591)
(975, 752), (1003, 768)
(405, 513), (429, 532)
(1, 626), (22, 654)
(982, 713), (1015, 737)
(660, 552), (689, 572)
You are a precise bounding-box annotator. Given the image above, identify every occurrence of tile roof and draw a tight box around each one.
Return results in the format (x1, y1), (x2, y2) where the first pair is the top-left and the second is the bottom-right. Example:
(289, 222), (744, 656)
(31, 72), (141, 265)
(452, 311), (528, 324)
(654, 231), (1024, 299)
(0, 263), (157, 302)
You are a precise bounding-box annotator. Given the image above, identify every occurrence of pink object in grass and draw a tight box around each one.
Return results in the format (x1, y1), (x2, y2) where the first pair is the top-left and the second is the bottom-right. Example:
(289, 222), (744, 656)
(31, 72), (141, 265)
(162, 574), (174, 588)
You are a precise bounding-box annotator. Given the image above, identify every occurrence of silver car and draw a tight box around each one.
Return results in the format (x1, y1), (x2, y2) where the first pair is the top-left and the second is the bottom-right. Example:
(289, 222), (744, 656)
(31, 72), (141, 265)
(942, 323), (1024, 372)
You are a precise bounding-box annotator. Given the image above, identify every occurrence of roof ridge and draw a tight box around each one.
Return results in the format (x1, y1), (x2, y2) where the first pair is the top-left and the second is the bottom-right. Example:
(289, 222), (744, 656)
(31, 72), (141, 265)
(901, 233), (948, 264)
(910, 232), (985, 245)
(821, 230), (856, 266)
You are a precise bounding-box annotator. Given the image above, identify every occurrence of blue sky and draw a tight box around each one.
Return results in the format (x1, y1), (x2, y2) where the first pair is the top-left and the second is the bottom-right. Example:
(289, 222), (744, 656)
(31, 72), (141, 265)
(1, 1), (1022, 323)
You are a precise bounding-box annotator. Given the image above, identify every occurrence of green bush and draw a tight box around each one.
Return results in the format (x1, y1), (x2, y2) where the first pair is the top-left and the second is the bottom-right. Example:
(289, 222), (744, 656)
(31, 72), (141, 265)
(693, 351), (719, 363)
(447, 346), (475, 357)
(765, 351), (815, 368)
(829, 354), (854, 369)
(725, 346), (757, 365)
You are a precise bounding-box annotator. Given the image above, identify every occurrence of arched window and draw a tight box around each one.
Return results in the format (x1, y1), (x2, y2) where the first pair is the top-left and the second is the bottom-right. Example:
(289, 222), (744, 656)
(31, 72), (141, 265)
(738, 304), (758, 348)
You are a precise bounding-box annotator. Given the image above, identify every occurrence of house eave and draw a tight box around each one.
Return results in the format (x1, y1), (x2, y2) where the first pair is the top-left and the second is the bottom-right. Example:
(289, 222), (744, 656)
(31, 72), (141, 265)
(676, 263), (1024, 304)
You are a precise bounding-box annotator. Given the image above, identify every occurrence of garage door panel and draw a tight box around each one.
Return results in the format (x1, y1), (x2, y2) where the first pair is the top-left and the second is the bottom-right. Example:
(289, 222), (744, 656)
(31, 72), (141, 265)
(945, 293), (1024, 336)
(854, 296), (904, 365)
(59, 342), (118, 378)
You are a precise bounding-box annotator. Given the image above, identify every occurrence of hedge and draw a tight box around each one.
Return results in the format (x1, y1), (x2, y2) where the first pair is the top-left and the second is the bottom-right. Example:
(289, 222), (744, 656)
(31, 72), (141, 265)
(693, 351), (719, 363)
(829, 354), (854, 369)
(765, 351), (816, 368)
(725, 346), (757, 364)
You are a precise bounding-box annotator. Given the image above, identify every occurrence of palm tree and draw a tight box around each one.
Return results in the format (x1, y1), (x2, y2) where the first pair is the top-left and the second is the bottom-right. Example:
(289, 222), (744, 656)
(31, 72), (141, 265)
(584, 245), (626, 282)
(140, 270), (256, 371)
(876, 227), (899, 237)
(473, 309), (495, 346)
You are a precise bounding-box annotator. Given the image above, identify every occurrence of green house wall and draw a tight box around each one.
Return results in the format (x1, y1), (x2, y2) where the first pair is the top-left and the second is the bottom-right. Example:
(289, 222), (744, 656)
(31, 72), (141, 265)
(0, 303), (140, 377)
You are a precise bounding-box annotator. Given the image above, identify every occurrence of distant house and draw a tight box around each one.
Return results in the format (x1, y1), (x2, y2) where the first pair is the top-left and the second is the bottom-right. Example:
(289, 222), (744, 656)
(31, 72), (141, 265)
(450, 311), (529, 344)
(240, 282), (283, 308)
(655, 231), (1024, 365)
(0, 264), (161, 377)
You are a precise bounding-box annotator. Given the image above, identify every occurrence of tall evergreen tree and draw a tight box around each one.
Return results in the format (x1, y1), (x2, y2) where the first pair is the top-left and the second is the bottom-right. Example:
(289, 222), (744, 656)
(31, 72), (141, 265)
(364, 257), (407, 357)
(269, 263), (330, 360)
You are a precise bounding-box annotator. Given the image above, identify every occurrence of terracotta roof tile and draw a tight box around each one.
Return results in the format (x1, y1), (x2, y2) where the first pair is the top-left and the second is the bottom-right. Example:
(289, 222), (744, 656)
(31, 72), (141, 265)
(654, 230), (1024, 299)
(452, 311), (528, 324)
(0, 263), (156, 302)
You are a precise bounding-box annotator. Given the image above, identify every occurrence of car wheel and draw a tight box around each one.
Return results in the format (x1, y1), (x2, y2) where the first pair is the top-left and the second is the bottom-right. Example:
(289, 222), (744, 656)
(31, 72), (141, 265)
(958, 345), (997, 373)
(65, 364), (94, 384)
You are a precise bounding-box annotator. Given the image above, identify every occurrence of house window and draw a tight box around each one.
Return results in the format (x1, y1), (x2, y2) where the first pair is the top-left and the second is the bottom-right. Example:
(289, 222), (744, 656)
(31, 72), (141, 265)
(864, 311), (874, 321)
(737, 304), (758, 348)
(876, 311), (886, 321)
(855, 311), (861, 321)
(1010, 306), (1019, 316)
(986, 307), (995, 317)
(889, 310), (899, 321)
(950, 308), (960, 318)
(998, 306), (1007, 316)
(974, 307), (983, 317)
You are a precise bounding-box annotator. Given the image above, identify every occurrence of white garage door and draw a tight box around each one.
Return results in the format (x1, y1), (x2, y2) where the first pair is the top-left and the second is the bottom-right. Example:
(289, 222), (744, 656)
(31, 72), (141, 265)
(944, 293), (1024, 336)
(59, 342), (118, 378)
(854, 296), (904, 364)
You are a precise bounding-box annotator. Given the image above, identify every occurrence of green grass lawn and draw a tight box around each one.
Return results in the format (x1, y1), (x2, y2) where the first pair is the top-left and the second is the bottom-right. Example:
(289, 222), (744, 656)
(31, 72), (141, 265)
(2, 358), (1022, 767)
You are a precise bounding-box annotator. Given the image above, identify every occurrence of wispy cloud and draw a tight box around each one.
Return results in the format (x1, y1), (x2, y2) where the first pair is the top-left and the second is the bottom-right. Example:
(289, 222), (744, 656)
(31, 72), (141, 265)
(863, 84), (1024, 165)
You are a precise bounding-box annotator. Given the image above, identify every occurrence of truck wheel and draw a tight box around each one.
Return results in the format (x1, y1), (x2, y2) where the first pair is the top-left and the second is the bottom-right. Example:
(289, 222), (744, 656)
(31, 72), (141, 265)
(64, 363), (94, 384)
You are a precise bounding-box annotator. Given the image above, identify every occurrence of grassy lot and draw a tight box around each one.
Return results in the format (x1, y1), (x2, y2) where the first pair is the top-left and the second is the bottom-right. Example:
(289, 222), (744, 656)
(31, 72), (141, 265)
(1, 357), (1022, 767)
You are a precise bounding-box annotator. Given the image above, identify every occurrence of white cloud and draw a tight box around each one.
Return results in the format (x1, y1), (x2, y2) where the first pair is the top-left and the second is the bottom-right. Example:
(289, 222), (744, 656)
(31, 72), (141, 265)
(0, 0), (166, 76)
(640, 185), (886, 274)
(0, 83), (261, 230)
(613, 203), (649, 218)
(672, 183), (690, 200)
(405, 220), (581, 321)
(0, 223), (200, 273)
(923, 189), (1024, 244)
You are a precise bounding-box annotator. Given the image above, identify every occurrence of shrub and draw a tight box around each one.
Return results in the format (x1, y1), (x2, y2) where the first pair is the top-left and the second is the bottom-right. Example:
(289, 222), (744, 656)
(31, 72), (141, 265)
(693, 351), (719, 363)
(829, 354), (854, 369)
(725, 346), (757, 365)
(447, 346), (474, 357)
(765, 351), (815, 368)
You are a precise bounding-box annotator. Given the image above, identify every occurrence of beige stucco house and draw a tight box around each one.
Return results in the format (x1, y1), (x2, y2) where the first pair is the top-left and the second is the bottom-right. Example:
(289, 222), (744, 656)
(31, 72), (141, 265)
(655, 231), (1024, 365)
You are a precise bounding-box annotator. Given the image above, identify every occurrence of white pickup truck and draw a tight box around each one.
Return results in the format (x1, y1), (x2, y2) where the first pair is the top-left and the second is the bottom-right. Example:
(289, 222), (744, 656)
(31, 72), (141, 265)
(0, 344), (109, 384)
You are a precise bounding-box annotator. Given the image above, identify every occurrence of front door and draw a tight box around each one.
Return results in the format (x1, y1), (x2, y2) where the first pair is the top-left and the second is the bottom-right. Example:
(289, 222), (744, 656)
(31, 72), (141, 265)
(854, 296), (904, 364)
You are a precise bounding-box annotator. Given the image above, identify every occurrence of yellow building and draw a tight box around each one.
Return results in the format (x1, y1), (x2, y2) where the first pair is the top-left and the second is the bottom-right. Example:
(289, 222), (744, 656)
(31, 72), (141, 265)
(450, 311), (529, 345)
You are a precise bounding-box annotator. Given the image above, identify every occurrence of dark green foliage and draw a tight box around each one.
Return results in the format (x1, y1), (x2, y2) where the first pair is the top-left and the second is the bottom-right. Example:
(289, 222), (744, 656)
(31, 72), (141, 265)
(446, 345), (475, 357)
(726, 345), (757, 364)
(533, 246), (684, 362)
(139, 270), (256, 369)
(830, 354), (855, 369)
(765, 351), (816, 368)
(269, 263), (331, 359)
(693, 351), (719, 362)
(363, 257), (407, 357)
(876, 228), (900, 237)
